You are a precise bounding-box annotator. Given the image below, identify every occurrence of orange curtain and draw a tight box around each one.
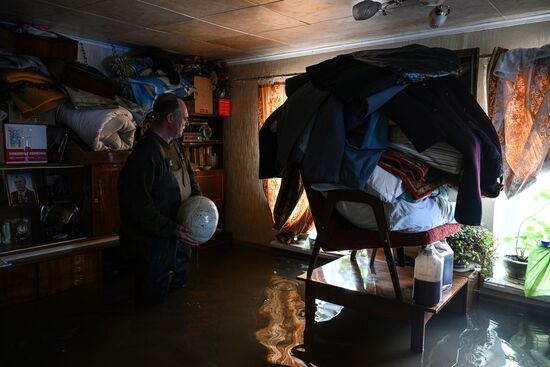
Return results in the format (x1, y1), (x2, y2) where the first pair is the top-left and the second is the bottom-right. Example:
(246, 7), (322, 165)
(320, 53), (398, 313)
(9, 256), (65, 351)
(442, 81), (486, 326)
(491, 48), (550, 197)
(258, 82), (313, 235)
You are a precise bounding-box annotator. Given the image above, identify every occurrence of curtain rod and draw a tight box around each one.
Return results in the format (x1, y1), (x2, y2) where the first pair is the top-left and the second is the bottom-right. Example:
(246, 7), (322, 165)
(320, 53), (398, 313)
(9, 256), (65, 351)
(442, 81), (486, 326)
(235, 54), (493, 81)
(233, 72), (302, 81)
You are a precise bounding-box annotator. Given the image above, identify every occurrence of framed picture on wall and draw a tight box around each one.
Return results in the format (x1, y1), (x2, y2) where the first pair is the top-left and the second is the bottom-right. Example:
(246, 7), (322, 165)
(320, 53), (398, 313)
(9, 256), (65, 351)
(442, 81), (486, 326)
(4, 172), (38, 207)
(454, 48), (480, 97)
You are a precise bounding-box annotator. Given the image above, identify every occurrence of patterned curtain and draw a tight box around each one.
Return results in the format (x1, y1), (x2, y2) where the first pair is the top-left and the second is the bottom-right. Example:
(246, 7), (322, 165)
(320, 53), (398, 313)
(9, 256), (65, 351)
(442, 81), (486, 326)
(258, 82), (314, 236)
(490, 46), (550, 197)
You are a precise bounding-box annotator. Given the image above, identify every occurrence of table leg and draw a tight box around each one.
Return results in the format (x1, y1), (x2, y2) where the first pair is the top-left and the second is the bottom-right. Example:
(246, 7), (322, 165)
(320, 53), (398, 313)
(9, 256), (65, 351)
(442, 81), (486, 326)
(411, 310), (426, 353)
(304, 280), (316, 347)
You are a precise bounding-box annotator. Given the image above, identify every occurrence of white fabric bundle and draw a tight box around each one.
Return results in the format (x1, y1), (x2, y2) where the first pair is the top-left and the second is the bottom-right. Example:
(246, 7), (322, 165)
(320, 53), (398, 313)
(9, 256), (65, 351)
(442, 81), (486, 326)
(312, 166), (456, 232)
(388, 123), (463, 175)
(57, 105), (136, 151)
(335, 196), (456, 232)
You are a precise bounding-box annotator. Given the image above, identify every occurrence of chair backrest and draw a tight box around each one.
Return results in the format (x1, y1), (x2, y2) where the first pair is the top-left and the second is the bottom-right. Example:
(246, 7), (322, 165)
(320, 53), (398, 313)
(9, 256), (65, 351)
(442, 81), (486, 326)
(304, 185), (461, 252)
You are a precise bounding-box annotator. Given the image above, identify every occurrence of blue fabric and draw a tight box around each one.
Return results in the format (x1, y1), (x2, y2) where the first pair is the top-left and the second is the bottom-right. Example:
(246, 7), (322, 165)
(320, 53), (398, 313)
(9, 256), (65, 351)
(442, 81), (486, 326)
(341, 112), (388, 189)
(300, 83), (406, 189)
(339, 85), (406, 189)
(125, 76), (195, 113)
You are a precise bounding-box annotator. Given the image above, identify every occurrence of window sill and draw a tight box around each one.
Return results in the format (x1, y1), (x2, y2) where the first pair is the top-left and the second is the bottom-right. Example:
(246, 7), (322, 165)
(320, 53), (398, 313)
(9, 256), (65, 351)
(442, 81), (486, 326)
(481, 275), (550, 309)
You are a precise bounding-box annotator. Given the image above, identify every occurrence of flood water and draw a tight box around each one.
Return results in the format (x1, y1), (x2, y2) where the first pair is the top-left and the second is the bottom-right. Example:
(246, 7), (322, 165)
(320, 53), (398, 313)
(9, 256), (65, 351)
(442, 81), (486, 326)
(1, 244), (549, 366)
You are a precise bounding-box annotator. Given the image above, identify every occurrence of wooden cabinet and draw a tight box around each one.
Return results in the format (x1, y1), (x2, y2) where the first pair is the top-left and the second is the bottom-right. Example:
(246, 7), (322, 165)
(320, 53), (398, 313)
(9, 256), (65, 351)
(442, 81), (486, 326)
(0, 263), (37, 306)
(195, 169), (224, 206)
(91, 164), (125, 236)
(38, 251), (99, 297)
(66, 142), (130, 236)
(0, 160), (120, 306)
(0, 236), (117, 306)
(0, 163), (92, 250)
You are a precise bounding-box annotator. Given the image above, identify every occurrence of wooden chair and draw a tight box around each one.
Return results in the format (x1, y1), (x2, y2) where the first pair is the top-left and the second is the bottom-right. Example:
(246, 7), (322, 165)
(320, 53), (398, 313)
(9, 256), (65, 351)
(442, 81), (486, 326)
(305, 186), (460, 300)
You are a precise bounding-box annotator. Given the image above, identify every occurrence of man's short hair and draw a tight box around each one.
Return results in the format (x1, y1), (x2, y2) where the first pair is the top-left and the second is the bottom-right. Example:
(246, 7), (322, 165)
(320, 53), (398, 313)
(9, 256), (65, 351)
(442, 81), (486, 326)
(153, 93), (182, 124)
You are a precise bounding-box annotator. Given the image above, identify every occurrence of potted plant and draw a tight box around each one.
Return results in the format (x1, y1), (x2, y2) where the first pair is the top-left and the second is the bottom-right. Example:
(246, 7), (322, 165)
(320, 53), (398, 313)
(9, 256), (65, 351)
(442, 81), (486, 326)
(503, 189), (550, 283)
(446, 225), (498, 280)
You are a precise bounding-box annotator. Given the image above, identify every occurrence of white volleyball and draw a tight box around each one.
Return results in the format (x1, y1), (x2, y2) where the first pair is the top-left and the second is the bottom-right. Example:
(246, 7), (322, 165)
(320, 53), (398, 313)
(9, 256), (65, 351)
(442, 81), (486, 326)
(177, 196), (219, 244)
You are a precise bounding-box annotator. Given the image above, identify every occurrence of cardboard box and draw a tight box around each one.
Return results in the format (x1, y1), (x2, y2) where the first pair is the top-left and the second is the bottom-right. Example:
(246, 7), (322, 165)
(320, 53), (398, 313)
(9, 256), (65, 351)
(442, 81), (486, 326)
(193, 76), (213, 115)
(4, 124), (48, 163)
(7, 103), (56, 126)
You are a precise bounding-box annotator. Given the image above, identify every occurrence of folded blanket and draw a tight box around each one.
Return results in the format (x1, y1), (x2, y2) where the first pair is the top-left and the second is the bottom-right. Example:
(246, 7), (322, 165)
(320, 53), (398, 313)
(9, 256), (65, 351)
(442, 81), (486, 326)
(2, 69), (65, 117)
(389, 124), (463, 175)
(378, 150), (454, 200)
(0, 50), (50, 75)
(57, 105), (136, 151)
(63, 85), (119, 110)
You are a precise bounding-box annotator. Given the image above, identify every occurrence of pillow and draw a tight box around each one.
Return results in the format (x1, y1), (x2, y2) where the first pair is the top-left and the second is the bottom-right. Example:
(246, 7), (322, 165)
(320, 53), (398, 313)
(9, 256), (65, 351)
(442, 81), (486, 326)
(365, 165), (406, 202)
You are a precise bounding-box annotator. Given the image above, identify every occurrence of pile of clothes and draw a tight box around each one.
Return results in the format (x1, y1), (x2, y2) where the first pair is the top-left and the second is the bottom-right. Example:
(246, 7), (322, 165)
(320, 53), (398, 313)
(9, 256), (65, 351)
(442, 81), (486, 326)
(259, 44), (503, 229)
(0, 47), (137, 152)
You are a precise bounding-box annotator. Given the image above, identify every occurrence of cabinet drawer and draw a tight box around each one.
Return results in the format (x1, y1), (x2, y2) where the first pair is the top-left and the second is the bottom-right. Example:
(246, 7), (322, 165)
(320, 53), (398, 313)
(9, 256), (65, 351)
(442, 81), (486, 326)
(0, 263), (37, 306)
(38, 251), (99, 297)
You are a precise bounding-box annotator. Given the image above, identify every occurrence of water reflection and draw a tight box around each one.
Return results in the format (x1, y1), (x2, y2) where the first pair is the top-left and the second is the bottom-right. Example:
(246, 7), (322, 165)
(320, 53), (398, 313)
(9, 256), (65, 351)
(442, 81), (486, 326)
(428, 307), (550, 367)
(254, 274), (550, 367)
(255, 276), (306, 367)
(255, 276), (345, 366)
(314, 300), (343, 323)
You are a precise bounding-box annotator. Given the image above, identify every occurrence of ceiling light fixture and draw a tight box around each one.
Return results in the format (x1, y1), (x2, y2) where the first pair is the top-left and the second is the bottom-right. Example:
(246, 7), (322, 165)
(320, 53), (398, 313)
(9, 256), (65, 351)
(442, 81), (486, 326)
(352, 0), (451, 28)
(352, 0), (382, 20)
(428, 4), (451, 28)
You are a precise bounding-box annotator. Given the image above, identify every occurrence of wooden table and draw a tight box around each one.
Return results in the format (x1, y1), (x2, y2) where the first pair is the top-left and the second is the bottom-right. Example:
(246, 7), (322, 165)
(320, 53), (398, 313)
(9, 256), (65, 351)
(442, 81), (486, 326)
(297, 255), (475, 353)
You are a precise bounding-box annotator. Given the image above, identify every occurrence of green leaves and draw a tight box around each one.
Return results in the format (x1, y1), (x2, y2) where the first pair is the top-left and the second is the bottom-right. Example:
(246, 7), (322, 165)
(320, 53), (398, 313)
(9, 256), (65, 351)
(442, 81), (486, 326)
(447, 225), (498, 280)
(510, 188), (550, 261)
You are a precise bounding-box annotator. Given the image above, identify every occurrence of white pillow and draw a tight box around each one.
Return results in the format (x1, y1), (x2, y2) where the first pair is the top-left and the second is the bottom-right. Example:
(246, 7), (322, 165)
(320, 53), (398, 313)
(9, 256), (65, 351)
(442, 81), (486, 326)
(311, 166), (405, 203)
(365, 165), (406, 203)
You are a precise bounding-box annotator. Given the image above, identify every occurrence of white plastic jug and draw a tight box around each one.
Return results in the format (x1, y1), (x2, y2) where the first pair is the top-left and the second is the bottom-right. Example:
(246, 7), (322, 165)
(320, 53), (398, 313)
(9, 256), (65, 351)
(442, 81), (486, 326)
(434, 239), (454, 290)
(413, 245), (444, 306)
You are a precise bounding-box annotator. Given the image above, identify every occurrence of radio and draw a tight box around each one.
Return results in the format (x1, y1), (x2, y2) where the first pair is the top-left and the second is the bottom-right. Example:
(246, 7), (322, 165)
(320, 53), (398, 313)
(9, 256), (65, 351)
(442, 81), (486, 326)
(183, 132), (203, 142)
(184, 120), (212, 142)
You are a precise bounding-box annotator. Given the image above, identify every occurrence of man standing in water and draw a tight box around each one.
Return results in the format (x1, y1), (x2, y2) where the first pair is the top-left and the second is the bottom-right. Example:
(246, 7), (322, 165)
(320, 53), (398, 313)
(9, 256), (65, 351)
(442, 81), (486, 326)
(119, 93), (201, 305)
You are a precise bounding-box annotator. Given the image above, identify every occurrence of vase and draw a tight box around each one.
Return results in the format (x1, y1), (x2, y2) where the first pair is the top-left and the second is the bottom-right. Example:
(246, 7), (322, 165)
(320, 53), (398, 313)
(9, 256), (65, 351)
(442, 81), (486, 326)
(453, 262), (476, 272)
(502, 255), (528, 283)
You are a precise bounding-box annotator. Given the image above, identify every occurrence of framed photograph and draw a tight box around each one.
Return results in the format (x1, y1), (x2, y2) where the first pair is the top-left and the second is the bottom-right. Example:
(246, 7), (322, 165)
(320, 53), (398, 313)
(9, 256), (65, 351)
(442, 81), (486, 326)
(454, 48), (480, 97)
(4, 172), (38, 207)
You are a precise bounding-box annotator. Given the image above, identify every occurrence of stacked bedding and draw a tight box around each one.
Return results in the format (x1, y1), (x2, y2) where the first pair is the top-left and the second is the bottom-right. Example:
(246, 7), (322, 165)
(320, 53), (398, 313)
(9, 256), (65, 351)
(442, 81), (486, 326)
(57, 105), (136, 151)
(313, 125), (460, 232)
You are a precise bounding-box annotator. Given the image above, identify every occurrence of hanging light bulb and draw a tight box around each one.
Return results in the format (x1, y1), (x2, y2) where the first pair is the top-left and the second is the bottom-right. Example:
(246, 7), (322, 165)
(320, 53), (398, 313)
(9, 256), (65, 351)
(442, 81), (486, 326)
(353, 0), (382, 20)
(429, 4), (450, 28)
